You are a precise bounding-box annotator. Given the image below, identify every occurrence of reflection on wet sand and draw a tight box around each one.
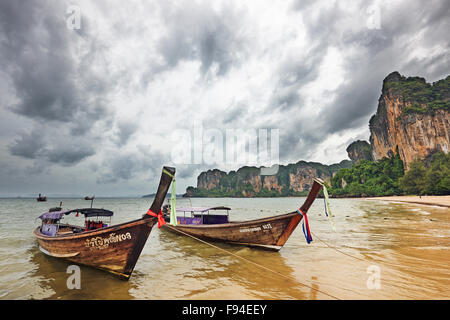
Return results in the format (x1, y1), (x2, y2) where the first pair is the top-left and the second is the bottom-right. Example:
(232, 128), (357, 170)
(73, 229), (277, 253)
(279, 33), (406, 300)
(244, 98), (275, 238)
(153, 230), (323, 300)
(28, 244), (136, 300)
(352, 201), (450, 299)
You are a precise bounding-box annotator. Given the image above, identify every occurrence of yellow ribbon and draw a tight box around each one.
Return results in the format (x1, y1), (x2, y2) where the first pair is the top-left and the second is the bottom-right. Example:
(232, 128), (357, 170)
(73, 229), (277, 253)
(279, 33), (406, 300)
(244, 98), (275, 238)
(163, 168), (175, 179)
(322, 185), (336, 232)
(170, 178), (177, 226)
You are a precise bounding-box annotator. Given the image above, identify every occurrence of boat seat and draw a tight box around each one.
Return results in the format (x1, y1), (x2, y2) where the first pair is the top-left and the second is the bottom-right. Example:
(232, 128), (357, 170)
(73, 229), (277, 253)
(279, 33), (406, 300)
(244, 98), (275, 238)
(41, 224), (59, 236)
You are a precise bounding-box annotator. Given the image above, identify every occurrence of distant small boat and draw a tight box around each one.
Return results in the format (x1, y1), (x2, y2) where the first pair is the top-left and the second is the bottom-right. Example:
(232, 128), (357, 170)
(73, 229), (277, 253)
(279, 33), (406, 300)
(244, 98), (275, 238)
(34, 166), (175, 279)
(163, 178), (324, 251)
(37, 194), (47, 202)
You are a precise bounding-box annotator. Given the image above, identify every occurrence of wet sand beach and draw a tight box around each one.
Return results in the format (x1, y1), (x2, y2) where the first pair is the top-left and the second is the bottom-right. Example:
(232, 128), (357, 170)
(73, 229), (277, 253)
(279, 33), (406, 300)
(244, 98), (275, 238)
(365, 196), (450, 208)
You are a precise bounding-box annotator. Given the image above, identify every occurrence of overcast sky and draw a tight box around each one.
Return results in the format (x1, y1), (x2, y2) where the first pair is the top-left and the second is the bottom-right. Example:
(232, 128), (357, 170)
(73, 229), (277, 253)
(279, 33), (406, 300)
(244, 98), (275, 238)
(0, 0), (449, 197)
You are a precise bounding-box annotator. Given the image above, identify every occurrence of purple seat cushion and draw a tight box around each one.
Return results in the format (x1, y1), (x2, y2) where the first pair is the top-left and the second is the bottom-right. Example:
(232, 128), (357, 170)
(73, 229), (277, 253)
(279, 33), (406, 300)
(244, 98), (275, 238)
(41, 224), (58, 236)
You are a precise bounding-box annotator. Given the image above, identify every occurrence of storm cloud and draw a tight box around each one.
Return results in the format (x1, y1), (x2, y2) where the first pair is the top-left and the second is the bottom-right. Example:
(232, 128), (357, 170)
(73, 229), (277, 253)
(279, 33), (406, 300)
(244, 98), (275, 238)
(0, 0), (116, 178)
(157, 1), (248, 76)
(0, 1), (112, 125)
(8, 129), (46, 160)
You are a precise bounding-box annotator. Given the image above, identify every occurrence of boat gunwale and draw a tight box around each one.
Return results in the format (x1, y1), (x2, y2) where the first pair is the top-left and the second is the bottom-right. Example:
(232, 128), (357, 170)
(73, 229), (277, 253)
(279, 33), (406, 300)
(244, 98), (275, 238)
(168, 211), (298, 229)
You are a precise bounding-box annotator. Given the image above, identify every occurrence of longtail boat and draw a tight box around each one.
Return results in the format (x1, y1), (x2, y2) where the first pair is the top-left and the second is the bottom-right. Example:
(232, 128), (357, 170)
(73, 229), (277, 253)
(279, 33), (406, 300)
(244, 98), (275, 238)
(37, 193), (47, 202)
(163, 178), (325, 251)
(34, 166), (175, 279)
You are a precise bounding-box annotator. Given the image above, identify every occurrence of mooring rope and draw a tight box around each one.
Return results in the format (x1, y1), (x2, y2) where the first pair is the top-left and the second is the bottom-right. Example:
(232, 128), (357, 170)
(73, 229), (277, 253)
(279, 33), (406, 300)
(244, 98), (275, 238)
(164, 224), (342, 300)
(310, 231), (408, 270)
(311, 231), (368, 263)
(315, 182), (404, 270)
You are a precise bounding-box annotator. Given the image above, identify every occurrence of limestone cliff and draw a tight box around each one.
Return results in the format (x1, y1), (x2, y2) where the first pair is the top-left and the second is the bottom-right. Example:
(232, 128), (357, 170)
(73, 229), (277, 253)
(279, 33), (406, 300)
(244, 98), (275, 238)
(369, 72), (449, 169)
(346, 140), (373, 163)
(197, 169), (226, 189)
(186, 160), (352, 197)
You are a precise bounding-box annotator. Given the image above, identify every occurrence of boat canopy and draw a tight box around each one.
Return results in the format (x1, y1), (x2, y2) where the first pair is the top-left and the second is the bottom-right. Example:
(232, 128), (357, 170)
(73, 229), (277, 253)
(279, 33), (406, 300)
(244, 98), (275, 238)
(66, 208), (114, 218)
(39, 208), (114, 220)
(38, 210), (70, 220)
(176, 206), (231, 212)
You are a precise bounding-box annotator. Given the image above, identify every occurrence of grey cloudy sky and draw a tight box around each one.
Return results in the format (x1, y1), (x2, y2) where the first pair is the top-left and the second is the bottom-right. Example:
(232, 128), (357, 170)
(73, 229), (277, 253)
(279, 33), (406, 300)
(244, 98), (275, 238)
(0, 0), (449, 196)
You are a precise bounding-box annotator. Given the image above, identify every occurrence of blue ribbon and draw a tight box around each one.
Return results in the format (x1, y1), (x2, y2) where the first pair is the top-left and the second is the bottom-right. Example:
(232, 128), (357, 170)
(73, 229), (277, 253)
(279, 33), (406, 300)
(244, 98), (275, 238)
(297, 209), (313, 244)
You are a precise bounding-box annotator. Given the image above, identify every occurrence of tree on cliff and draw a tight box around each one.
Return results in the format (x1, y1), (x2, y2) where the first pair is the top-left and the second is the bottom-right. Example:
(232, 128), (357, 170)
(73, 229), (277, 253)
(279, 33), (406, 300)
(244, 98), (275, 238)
(329, 153), (404, 197)
(399, 160), (426, 195)
(398, 152), (449, 195)
(422, 152), (450, 195)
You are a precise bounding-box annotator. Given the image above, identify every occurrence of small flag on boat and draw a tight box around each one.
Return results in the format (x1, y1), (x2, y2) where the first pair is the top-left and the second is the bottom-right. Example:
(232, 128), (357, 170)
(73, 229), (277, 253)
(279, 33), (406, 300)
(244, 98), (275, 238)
(297, 208), (312, 244)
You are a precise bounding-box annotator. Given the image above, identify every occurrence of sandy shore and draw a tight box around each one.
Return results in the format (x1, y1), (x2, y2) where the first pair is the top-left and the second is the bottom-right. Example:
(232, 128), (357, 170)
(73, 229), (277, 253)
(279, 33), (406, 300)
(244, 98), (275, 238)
(365, 195), (450, 208)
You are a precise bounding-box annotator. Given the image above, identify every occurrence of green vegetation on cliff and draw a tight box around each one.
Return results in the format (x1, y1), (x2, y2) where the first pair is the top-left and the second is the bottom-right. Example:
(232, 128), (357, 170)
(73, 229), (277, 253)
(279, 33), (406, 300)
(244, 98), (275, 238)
(328, 152), (450, 197)
(329, 153), (405, 197)
(186, 153), (449, 198)
(384, 74), (450, 115)
(399, 152), (450, 195)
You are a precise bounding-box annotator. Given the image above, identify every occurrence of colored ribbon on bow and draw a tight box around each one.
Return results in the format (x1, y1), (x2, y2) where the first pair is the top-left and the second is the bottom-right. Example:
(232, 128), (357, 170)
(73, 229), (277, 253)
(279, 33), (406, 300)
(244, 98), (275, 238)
(297, 208), (312, 244)
(322, 185), (336, 232)
(170, 178), (177, 226)
(146, 208), (166, 228)
(163, 168), (175, 179)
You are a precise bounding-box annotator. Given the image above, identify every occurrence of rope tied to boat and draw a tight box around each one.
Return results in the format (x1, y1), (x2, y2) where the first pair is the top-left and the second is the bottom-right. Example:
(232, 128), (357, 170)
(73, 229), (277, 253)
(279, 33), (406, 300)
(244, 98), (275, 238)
(145, 167), (176, 228)
(296, 181), (336, 244)
(164, 224), (341, 300)
(146, 209), (166, 228)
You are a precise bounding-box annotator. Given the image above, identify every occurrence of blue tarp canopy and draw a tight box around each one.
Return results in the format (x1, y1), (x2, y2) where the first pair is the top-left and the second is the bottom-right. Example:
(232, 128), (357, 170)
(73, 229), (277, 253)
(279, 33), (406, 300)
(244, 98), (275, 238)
(66, 208), (114, 218)
(176, 206), (231, 212)
(39, 208), (113, 220)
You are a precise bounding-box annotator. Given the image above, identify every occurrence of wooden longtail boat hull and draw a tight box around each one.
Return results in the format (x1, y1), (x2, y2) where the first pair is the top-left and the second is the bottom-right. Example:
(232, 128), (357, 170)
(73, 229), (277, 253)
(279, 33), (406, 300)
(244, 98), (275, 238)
(164, 212), (301, 251)
(33, 166), (176, 280)
(164, 178), (324, 251)
(34, 218), (155, 279)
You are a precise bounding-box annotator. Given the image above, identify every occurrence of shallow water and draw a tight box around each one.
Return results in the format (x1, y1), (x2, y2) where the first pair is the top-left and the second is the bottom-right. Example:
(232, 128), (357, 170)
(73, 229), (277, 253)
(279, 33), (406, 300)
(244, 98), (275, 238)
(0, 197), (448, 300)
